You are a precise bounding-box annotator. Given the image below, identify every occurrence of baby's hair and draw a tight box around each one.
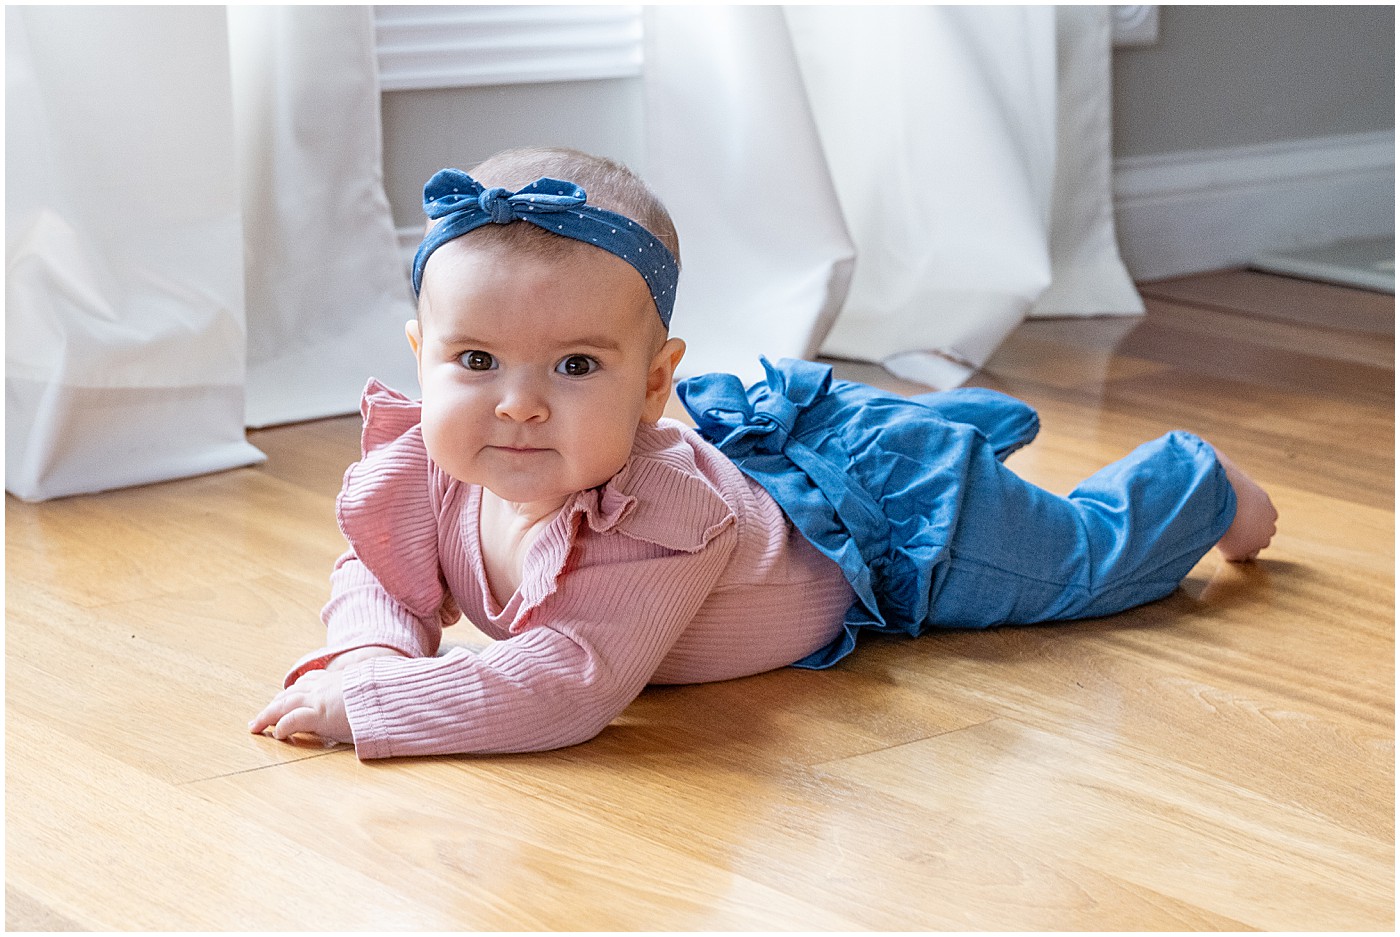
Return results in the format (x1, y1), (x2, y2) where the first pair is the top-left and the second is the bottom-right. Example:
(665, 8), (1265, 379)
(461, 146), (681, 269)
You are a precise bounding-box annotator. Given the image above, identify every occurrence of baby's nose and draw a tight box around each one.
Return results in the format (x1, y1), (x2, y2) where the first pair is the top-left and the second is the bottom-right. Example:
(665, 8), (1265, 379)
(494, 378), (549, 423)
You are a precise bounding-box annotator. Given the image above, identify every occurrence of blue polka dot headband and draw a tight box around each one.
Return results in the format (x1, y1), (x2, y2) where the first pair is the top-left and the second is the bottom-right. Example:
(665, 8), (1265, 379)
(412, 168), (680, 328)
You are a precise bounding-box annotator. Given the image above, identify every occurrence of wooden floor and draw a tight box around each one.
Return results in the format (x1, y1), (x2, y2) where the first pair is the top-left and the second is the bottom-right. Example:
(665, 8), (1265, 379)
(6, 270), (1394, 930)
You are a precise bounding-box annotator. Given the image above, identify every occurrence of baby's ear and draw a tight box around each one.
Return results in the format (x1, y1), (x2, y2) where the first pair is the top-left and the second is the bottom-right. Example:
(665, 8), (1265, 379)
(643, 337), (686, 423)
(405, 319), (426, 389)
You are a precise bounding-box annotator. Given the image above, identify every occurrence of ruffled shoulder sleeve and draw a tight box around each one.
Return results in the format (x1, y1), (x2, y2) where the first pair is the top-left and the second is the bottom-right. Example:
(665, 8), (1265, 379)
(358, 377), (422, 453)
(335, 379), (453, 621)
(572, 419), (737, 554)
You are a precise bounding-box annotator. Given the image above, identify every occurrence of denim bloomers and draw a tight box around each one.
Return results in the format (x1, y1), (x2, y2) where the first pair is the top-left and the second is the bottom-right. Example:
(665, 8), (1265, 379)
(677, 357), (1237, 669)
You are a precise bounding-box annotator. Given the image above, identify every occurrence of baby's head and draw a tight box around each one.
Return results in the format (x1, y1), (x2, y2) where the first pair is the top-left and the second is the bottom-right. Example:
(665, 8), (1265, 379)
(407, 147), (687, 508)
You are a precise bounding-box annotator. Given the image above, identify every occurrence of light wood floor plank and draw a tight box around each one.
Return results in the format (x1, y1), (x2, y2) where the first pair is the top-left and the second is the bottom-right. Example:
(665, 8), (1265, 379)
(1140, 269), (1395, 336)
(472, 724), (1254, 930)
(186, 752), (869, 931)
(4, 720), (441, 931)
(817, 717), (1391, 931)
(7, 582), (346, 783)
(5, 469), (347, 610)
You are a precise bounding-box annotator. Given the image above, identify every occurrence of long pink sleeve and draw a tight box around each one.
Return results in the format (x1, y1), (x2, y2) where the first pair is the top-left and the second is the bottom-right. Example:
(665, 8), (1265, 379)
(341, 523), (738, 758)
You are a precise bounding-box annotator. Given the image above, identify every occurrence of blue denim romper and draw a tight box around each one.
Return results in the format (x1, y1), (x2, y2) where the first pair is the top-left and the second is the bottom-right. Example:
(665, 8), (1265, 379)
(677, 357), (1237, 669)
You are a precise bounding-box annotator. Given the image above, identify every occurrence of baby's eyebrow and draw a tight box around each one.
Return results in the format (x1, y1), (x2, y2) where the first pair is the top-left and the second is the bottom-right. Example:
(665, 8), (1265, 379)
(432, 330), (624, 353)
(435, 333), (490, 348)
(553, 335), (624, 353)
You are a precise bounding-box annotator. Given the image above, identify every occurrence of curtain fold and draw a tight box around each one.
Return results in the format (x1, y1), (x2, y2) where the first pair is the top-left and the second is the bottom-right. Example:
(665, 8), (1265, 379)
(230, 6), (419, 429)
(5, 6), (263, 502)
(642, 6), (856, 385)
(6, 6), (415, 501)
(644, 5), (1142, 390)
(1030, 5), (1144, 319)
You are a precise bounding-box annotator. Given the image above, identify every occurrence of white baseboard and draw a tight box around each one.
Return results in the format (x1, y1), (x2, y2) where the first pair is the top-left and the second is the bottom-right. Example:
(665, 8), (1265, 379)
(1112, 130), (1395, 281)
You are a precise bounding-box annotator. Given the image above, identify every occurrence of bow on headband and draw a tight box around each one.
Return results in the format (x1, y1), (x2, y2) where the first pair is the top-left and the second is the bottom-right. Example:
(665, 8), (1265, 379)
(411, 168), (680, 328)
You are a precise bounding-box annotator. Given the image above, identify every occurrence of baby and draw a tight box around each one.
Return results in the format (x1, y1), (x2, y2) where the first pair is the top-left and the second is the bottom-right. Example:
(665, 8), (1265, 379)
(252, 146), (1277, 758)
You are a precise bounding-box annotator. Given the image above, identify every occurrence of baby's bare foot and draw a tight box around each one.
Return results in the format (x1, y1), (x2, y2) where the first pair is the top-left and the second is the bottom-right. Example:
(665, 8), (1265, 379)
(1214, 450), (1278, 562)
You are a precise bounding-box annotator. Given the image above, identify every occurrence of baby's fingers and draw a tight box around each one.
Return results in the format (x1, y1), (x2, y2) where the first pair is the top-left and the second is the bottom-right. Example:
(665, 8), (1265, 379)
(248, 671), (351, 746)
(249, 690), (303, 736)
(270, 707), (319, 741)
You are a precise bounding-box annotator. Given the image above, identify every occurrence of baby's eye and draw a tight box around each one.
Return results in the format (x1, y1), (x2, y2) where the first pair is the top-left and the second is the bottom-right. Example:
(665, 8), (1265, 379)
(556, 355), (598, 377)
(459, 350), (496, 371)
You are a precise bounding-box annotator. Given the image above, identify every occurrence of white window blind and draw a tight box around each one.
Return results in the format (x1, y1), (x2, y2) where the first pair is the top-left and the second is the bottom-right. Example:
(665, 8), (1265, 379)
(373, 4), (644, 91)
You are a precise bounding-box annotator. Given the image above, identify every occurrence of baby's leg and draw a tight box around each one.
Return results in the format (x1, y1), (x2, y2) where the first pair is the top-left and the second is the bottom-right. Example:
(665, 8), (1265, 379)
(924, 431), (1239, 628)
(1212, 450), (1278, 562)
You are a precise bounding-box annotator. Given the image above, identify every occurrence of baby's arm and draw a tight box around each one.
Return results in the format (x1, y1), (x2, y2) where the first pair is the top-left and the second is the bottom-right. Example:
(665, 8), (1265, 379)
(1213, 449), (1278, 562)
(252, 552), (443, 744)
(338, 530), (738, 759)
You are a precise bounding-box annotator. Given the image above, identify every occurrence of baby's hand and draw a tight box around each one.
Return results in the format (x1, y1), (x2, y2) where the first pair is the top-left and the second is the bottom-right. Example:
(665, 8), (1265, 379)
(251, 647), (405, 745)
(250, 669), (353, 745)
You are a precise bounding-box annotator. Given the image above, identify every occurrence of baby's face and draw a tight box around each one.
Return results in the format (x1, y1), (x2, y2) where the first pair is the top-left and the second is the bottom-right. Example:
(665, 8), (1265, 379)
(410, 240), (680, 508)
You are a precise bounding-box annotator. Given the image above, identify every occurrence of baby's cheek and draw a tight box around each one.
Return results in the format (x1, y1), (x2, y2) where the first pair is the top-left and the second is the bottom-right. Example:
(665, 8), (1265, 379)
(417, 408), (444, 458)
(578, 427), (640, 488)
(419, 407), (470, 473)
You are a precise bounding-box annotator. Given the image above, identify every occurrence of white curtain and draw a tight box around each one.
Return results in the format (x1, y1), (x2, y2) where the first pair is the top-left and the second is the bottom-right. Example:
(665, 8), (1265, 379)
(5, 6), (415, 502)
(645, 5), (1142, 388)
(641, 8), (857, 383)
(6, 6), (261, 502)
(229, 6), (417, 428)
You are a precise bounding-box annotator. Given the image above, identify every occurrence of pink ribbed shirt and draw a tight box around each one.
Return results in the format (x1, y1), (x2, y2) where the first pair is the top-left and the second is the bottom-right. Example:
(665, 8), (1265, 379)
(285, 381), (853, 759)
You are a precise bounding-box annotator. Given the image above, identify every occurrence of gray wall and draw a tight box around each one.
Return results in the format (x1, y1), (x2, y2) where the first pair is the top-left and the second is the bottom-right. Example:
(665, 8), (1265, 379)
(1113, 5), (1395, 158)
(381, 80), (644, 231)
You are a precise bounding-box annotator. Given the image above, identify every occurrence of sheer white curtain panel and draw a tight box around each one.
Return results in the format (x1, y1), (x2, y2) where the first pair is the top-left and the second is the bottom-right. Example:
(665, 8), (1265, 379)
(5, 6), (414, 501)
(642, 6), (856, 385)
(6, 6), (261, 502)
(644, 5), (1142, 389)
(230, 6), (418, 429)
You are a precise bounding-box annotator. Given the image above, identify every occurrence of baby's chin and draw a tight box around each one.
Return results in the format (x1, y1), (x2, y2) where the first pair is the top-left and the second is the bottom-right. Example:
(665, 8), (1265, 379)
(475, 469), (626, 510)
(434, 443), (633, 507)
